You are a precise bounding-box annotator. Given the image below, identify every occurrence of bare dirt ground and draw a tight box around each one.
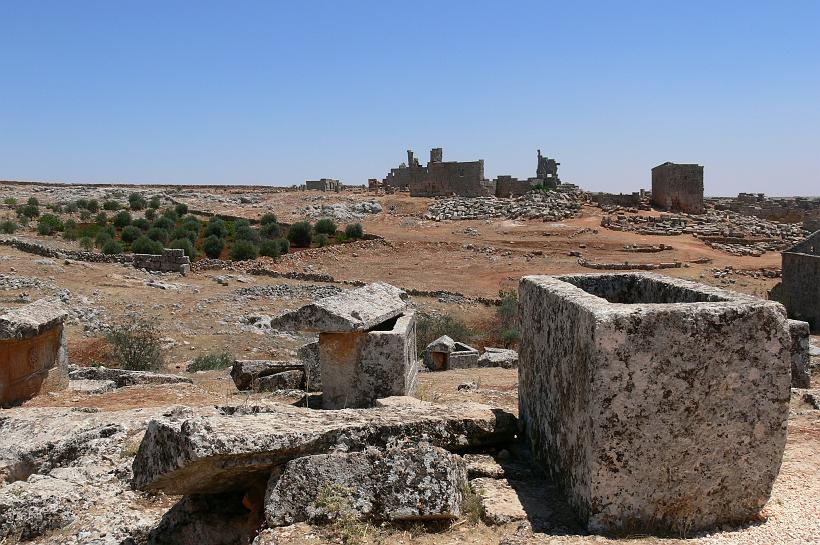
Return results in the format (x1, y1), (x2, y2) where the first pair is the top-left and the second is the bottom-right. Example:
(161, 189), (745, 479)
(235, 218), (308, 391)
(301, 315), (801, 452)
(0, 183), (817, 544)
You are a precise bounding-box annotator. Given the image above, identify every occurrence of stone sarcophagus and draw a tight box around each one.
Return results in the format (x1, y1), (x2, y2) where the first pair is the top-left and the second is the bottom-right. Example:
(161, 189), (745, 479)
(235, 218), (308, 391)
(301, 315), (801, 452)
(0, 299), (68, 407)
(518, 273), (791, 534)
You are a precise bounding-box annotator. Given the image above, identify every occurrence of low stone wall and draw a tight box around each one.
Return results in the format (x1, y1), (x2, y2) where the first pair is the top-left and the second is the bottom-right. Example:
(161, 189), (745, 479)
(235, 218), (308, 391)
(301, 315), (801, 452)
(0, 236), (132, 264)
(518, 273), (790, 533)
(0, 299), (68, 407)
(133, 248), (191, 274)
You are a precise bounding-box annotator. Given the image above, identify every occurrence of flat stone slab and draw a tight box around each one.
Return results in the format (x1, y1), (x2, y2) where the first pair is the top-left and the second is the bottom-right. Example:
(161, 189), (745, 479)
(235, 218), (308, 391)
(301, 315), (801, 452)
(230, 360), (303, 391)
(132, 401), (517, 495)
(68, 379), (116, 394)
(265, 444), (466, 526)
(477, 348), (519, 369)
(470, 477), (556, 527)
(274, 283), (408, 332)
(257, 370), (305, 391)
(0, 299), (67, 340)
(68, 367), (192, 388)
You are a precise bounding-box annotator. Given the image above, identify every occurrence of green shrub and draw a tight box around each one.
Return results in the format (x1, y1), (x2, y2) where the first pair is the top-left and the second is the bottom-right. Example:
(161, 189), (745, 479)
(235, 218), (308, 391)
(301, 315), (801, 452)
(260, 213), (277, 225)
(75, 198), (89, 209)
(172, 226), (197, 243)
(147, 227), (170, 244)
(37, 214), (64, 235)
(62, 228), (78, 241)
(230, 239), (258, 261)
(204, 217), (227, 238)
(107, 319), (164, 371)
(64, 219), (77, 231)
(128, 193), (146, 210)
(95, 212), (108, 225)
(315, 218), (337, 235)
(80, 210), (91, 221)
(144, 208), (156, 221)
(4, 197), (17, 206)
(48, 202), (64, 213)
(182, 216), (200, 232)
(132, 218), (150, 231)
(16, 204), (39, 219)
(169, 237), (197, 258)
(336, 232), (348, 243)
(259, 240), (281, 258)
(64, 202), (78, 213)
(0, 220), (16, 234)
(260, 222), (281, 239)
(174, 203), (189, 216)
(87, 199), (100, 212)
(152, 216), (174, 230)
(102, 240), (123, 255)
(79, 236), (94, 250)
(288, 221), (313, 247)
(95, 231), (113, 248)
(27, 197), (39, 207)
(277, 238), (290, 254)
(113, 210), (132, 228)
(149, 196), (161, 209)
(201, 235), (225, 259)
(132, 235), (164, 254)
(314, 233), (329, 247)
(120, 225), (141, 243)
(494, 290), (520, 347)
(103, 199), (120, 211)
(187, 350), (233, 372)
(345, 223), (363, 239)
(161, 208), (178, 221)
(415, 313), (476, 357)
(235, 224), (260, 242)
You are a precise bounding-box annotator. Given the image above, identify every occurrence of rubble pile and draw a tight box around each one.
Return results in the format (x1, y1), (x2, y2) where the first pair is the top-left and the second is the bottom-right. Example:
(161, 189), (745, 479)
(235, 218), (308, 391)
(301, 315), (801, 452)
(300, 200), (382, 221)
(233, 283), (343, 301)
(601, 211), (808, 255)
(425, 191), (582, 221)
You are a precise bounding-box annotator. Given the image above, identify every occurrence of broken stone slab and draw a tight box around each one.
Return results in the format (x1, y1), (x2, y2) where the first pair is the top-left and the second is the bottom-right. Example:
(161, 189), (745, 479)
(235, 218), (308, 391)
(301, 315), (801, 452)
(131, 400), (517, 495)
(789, 320), (811, 388)
(272, 283), (408, 332)
(230, 360), (303, 391)
(68, 366), (192, 388)
(265, 443), (467, 526)
(68, 379), (116, 394)
(519, 273), (791, 533)
(297, 340), (321, 391)
(470, 477), (554, 527)
(478, 347), (519, 369)
(257, 370), (305, 391)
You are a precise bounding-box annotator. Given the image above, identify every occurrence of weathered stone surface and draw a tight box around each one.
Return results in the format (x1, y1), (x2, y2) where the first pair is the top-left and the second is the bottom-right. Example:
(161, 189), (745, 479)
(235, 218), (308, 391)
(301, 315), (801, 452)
(1, 299), (68, 407)
(68, 366), (192, 388)
(132, 400), (517, 495)
(69, 379), (116, 394)
(257, 369), (305, 391)
(320, 310), (417, 409)
(789, 319), (811, 388)
(275, 283), (408, 332)
(265, 444), (466, 526)
(519, 273), (791, 533)
(470, 477), (556, 527)
(230, 360), (303, 391)
(297, 340), (321, 391)
(423, 335), (479, 371)
(477, 347), (519, 369)
(0, 473), (82, 541)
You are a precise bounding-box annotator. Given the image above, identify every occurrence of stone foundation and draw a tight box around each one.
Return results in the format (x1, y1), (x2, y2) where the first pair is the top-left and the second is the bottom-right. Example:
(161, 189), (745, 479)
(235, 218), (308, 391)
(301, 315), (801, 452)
(518, 272), (790, 533)
(133, 248), (191, 274)
(0, 300), (68, 407)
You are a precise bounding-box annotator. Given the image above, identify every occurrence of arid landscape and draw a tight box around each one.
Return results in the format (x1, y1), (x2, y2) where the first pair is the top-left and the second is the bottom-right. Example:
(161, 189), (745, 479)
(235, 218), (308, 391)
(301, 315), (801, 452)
(1, 180), (817, 545)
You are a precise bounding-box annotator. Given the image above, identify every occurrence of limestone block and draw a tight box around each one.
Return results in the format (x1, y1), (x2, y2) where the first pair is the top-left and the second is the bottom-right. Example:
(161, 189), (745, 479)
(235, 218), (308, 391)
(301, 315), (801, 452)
(265, 444), (466, 526)
(283, 282), (408, 332)
(788, 319), (811, 388)
(256, 369), (305, 391)
(68, 379), (116, 394)
(320, 310), (417, 409)
(423, 335), (480, 371)
(518, 273), (791, 533)
(68, 366), (191, 388)
(230, 360), (303, 391)
(297, 341), (321, 391)
(477, 348), (518, 369)
(131, 401), (517, 494)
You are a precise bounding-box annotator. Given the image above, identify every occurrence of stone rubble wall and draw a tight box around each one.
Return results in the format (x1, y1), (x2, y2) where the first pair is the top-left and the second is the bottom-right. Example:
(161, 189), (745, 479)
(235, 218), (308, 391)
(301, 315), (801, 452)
(132, 248), (191, 274)
(0, 236), (132, 264)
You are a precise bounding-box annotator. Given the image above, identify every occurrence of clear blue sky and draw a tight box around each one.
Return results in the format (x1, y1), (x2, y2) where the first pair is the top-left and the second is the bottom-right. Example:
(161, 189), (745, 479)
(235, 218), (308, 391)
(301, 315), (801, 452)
(1, 1), (818, 196)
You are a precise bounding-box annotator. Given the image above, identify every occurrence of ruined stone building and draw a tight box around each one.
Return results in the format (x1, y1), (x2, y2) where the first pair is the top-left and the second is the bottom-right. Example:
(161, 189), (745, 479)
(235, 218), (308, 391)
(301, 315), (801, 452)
(305, 178), (340, 191)
(778, 229), (820, 331)
(383, 148), (493, 197)
(651, 162), (704, 214)
(493, 150), (562, 197)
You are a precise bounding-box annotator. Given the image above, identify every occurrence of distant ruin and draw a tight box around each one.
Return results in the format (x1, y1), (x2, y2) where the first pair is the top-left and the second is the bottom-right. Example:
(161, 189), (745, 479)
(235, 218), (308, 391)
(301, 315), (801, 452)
(305, 178), (340, 192)
(651, 161), (704, 213)
(132, 248), (191, 275)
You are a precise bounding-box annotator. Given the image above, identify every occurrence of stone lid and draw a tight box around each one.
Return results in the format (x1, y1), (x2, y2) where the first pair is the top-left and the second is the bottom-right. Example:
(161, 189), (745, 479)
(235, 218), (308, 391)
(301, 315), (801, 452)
(0, 299), (67, 340)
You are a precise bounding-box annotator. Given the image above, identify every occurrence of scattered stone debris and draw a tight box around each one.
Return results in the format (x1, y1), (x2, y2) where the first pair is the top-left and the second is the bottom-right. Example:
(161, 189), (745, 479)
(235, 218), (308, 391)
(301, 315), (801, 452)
(68, 366), (192, 388)
(519, 273), (791, 533)
(301, 200), (383, 221)
(425, 192), (582, 222)
(234, 283), (343, 301)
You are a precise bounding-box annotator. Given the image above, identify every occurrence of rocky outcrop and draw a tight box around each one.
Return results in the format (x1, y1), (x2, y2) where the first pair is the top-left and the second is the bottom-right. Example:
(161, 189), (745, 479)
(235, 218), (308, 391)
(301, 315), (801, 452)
(230, 360), (303, 391)
(131, 400), (517, 495)
(68, 366), (192, 388)
(257, 369), (305, 391)
(477, 348), (519, 369)
(265, 443), (466, 526)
